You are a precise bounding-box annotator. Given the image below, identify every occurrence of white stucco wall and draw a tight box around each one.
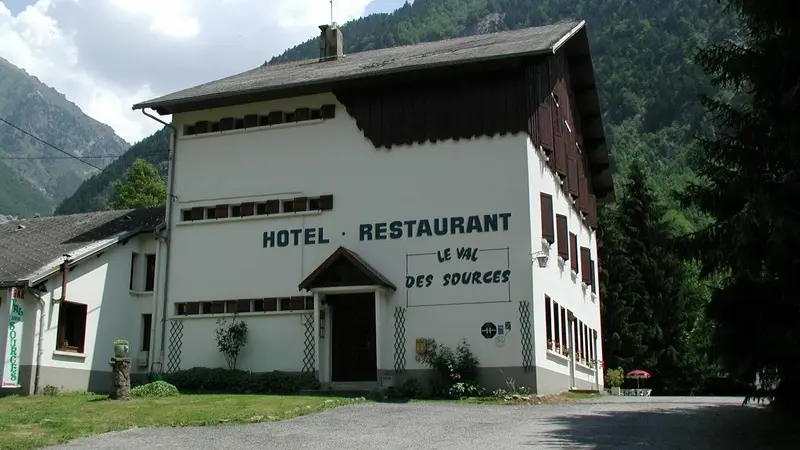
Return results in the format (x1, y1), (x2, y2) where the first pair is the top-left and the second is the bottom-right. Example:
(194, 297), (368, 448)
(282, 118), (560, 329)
(526, 139), (603, 389)
(164, 93), (535, 376)
(2, 233), (157, 393)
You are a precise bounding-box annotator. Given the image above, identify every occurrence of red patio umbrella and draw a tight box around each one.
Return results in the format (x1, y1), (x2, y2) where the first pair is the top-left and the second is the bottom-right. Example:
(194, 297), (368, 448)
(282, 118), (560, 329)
(626, 369), (651, 390)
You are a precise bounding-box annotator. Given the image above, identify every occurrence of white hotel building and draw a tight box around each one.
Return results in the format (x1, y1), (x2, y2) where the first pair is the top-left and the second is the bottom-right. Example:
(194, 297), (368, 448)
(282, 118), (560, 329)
(133, 20), (614, 393)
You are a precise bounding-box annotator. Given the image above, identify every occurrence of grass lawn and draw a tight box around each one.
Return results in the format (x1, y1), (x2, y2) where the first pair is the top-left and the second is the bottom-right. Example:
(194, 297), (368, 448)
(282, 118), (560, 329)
(0, 393), (361, 450)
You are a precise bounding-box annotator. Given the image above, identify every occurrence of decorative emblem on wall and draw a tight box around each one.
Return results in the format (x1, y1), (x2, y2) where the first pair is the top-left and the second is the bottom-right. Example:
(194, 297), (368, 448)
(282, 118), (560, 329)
(480, 322), (498, 339)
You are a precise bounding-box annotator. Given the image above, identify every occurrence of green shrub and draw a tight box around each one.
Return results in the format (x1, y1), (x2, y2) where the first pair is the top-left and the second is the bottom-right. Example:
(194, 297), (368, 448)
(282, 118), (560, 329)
(384, 377), (424, 400)
(41, 384), (59, 396)
(606, 367), (625, 388)
(131, 381), (180, 398)
(416, 339), (483, 398)
(162, 367), (320, 394)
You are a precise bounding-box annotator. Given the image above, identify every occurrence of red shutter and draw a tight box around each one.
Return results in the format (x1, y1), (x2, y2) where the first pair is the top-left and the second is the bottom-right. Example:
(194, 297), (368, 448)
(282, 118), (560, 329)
(580, 247), (592, 284)
(569, 233), (579, 272)
(556, 214), (569, 259)
(240, 202), (254, 217)
(540, 193), (555, 244)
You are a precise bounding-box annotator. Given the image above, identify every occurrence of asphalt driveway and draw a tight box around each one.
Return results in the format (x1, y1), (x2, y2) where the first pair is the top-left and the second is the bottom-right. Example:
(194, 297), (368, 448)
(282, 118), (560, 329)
(47, 396), (795, 449)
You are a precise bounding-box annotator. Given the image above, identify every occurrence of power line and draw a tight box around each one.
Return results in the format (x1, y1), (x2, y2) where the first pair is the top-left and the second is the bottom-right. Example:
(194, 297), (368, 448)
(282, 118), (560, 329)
(0, 151), (167, 161)
(0, 117), (103, 170)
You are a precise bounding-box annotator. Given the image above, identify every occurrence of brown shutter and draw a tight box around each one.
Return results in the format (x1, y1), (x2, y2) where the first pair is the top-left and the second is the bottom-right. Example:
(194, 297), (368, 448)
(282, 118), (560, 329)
(586, 194), (597, 228)
(569, 233), (579, 272)
(190, 207), (204, 220)
(540, 193), (555, 244)
(567, 157), (579, 197)
(590, 259), (597, 293)
(580, 247), (592, 284)
(318, 195), (333, 210)
(265, 200), (280, 214)
(555, 137), (567, 177)
(538, 98), (554, 152)
(240, 202), (254, 217)
(215, 204), (229, 219)
(293, 197), (308, 212)
(556, 214), (569, 259)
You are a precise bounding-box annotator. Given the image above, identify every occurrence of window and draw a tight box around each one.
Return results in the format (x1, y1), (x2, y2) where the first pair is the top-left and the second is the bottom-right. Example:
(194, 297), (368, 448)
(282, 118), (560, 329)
(282, 199), (295, 213)
(145, 254), (156, 292)
(545, 295), (553, 344)
(560, 307), (567, 347)
(141, 314), (152, 351)
(57, 302), (87, 353)
(540, 193), (555, 244)
(129, 252), (139, 290)
(556, 214), (569, 260)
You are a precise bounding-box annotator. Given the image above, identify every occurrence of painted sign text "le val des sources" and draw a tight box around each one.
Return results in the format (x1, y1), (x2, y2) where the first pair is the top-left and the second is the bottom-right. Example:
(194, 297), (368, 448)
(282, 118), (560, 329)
(262, 213), (511, 248)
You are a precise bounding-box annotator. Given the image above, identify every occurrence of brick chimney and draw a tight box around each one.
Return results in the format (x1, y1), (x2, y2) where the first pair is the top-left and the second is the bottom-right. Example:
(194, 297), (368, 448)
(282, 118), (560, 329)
(318, 23), (343, 61)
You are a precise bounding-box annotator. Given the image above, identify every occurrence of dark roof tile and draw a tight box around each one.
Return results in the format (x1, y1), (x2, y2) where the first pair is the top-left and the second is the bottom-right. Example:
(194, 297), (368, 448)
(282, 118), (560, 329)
(0, 207), (164, 285)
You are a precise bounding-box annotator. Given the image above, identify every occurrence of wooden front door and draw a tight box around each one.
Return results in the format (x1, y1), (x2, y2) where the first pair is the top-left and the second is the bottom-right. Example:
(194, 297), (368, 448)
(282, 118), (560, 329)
(329, 293), (377, 382)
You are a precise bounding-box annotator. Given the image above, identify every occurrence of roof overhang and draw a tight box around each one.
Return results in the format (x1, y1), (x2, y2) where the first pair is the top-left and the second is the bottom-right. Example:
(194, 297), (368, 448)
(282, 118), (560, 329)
(0, 227), (153, 288)
(132, 21), (587, 116)
(299, 246), (396, 292)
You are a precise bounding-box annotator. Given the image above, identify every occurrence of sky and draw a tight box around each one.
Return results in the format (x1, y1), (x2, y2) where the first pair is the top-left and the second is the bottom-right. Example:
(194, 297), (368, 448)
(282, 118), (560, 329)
(0, 0), (406, 144)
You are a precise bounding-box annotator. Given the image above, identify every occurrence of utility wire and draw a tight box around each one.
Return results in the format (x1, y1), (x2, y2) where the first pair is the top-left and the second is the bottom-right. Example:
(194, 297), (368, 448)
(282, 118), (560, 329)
(0, 117), (104, 170)
(0, 151), (167, 160)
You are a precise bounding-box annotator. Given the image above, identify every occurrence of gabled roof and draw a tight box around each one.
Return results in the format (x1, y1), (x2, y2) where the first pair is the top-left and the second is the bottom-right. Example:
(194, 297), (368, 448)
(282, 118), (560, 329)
(0, 207), (165, 287)
(133, 20), (586, 115)
(298, 246), (396, 292)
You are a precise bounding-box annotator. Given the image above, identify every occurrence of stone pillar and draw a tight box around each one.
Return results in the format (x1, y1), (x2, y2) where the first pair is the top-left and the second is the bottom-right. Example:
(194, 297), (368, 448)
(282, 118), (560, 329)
(109, 358), (131, 400)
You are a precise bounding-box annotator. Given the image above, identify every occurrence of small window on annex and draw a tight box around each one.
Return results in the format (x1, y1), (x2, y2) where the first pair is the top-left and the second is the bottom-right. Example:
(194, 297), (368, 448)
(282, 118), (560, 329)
(57, 301), (88, 353)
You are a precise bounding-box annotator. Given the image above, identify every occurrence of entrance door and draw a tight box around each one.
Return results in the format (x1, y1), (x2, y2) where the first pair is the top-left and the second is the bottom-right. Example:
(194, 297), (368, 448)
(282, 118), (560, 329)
(329, 293), (377, 382)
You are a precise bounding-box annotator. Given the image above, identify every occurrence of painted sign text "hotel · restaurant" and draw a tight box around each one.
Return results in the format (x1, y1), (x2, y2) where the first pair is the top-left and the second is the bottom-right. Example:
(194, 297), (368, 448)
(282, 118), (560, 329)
(261, 213), (512, 248)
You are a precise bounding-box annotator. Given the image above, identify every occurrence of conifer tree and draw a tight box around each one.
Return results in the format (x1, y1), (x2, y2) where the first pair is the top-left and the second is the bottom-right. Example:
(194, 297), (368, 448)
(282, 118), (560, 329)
(686, 0), (799, 408)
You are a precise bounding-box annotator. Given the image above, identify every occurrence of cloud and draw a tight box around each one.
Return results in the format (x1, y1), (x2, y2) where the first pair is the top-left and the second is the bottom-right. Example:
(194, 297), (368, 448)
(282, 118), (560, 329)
(0, 0), (374, 144)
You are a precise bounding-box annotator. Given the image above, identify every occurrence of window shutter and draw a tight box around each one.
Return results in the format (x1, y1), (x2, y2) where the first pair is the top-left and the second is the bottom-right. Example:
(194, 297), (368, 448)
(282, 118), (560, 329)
(555, 137), (568, 177)
(580, 247), (592, 284)
(540, 193), (555, 244)
(265, 200), (280, 214)
(586, 194), (597, 228)
(569, 233), (579, 272)
(556, 214), (569, 259)
(319, 195), (333, 210)
(567, 157), (579, 197)
(215, 204), (229, 219)
(190, 207), (203, 220)
(293, 197), (308, 212)
(538, 98), (554, 152)
(240, 202), (254, 217)
(590, 259), (597, 293)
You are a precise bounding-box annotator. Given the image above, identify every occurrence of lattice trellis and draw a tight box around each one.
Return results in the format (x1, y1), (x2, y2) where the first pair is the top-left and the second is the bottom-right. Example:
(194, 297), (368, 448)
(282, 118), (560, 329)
(393, 306), (407, 373)
(302, 312), (315, 373)
(166, 319), (184, 373)
(519, 301), (533, 372)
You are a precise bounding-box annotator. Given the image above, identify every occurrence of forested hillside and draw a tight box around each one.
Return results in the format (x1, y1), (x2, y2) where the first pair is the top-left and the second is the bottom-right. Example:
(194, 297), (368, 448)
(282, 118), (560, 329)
(0, 57), (129, 216)
(56, 128), (168, 215)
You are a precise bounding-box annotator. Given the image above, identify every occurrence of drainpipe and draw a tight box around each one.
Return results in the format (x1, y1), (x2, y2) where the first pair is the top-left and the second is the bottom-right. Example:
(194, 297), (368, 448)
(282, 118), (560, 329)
(28, 287), (47, 395)
(141, 109), (177, 371)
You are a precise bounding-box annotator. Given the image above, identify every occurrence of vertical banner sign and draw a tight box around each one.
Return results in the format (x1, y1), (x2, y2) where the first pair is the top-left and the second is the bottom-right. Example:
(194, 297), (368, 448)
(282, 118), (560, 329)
(2, 288), (24, 388)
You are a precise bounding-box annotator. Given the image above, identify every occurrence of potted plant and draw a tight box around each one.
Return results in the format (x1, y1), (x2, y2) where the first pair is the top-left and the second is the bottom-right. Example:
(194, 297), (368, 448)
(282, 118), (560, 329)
(561, 346), (571, 357)
(606, 367), (624, 395)
(113, 339), (130, 358)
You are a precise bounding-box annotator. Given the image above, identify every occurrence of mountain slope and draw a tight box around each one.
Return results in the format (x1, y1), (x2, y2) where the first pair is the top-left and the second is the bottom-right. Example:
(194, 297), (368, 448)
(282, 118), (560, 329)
(64, 0), (736, 214)
(0, 57), (129, 216)
(56, 128), (169, 215)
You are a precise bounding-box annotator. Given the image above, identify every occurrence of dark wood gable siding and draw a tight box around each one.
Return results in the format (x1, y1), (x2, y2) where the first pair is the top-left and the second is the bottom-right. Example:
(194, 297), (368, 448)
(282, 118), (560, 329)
(334, 52), (601, 226)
